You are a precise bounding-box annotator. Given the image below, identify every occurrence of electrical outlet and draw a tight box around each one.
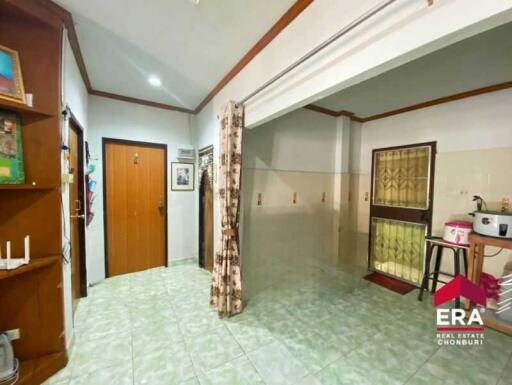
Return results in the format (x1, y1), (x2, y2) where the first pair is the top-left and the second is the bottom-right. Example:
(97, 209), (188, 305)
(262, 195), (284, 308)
(502, 197), (510, 212)
(5, 329), (20, 340)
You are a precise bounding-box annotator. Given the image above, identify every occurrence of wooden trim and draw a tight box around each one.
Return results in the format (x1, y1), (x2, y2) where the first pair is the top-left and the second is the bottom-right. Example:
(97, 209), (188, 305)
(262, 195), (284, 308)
(43, 0), (312, 114)
(102, 138), (169, 278)
(42, 0), (191, 112)
(303, 105), (339, 117)
(5, 0), (62, 28)
(307, 81), (512, 122)
(194, 0), (314, 113)
(90, 90), (195, 114)
(361, 81), (512, 122)
(39, 0), (92, 90)
(304, 104), (354, 117)
(44, 1), (512, 118)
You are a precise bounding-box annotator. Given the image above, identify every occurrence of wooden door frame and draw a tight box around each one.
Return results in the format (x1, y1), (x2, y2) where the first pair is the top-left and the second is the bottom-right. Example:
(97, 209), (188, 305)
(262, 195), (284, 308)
(197, 145), (213, 270)
(66, 109), (88, 298)
(367, 141), (437, 271)
(198, 169), (212, 269)
(102, 138), (168, 278)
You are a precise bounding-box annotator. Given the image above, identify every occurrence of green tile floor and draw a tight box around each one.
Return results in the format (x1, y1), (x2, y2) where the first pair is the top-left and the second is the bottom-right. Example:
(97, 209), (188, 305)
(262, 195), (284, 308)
(45, 260), (512, 385)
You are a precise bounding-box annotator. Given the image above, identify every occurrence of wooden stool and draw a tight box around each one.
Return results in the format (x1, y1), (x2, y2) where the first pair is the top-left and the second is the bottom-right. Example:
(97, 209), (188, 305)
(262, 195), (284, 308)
(418, 237), (469, 308)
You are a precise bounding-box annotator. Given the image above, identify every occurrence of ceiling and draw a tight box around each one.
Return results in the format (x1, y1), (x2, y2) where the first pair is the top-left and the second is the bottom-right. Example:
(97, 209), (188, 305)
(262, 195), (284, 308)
(313, 22), (512, 119)
(55, 0), (296, 110)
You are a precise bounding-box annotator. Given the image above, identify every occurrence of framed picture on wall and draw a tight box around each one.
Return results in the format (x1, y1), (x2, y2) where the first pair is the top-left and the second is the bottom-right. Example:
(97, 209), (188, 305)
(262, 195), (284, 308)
(171, 162), (195, 191)
(0, 45), (26, 104)
(0, 110), (25, 184)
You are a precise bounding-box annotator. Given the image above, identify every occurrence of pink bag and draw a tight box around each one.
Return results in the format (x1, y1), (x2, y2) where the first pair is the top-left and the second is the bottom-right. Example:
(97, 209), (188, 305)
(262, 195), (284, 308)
(480, 272), (500, 301)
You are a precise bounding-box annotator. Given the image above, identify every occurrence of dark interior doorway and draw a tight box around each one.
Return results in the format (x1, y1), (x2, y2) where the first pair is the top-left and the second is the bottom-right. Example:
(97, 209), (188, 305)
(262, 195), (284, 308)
(68, 111), (88, 315)
(198, 146), (214, 272)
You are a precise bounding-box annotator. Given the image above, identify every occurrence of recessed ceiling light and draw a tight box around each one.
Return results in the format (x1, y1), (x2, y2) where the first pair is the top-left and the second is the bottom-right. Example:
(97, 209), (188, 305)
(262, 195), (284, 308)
(148, 75), (162, 87)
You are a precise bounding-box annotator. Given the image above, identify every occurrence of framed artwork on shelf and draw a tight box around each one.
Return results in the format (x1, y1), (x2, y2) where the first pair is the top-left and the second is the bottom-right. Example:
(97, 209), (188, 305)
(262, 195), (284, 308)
(0, 45), (26, 104)
(0, 110), (24, 184)
(171, 162), (195, 191)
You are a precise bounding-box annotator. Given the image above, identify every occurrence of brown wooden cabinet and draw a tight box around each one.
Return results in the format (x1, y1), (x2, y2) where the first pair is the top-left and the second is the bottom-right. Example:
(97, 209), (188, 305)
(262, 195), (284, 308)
(0, 1), (68, 384)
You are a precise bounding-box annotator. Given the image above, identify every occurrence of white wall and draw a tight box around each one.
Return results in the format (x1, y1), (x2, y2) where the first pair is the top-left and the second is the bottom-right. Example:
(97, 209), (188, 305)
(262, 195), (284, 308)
(242, 109), (339, 298)
(244, 108), (337, 172)
(61, 31), (89, 349)
(86, 95), (197, 284)
(193, 0), (512, 257)
(352, 88), (512, 173)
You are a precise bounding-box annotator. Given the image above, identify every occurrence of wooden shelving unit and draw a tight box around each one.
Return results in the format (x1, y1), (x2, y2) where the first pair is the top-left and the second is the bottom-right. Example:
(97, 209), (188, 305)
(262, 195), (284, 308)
(0, 99), (52, 123)
(0, 184), (56, 191)
(0, 1), (68, 384)
(0, 256), (60, 281)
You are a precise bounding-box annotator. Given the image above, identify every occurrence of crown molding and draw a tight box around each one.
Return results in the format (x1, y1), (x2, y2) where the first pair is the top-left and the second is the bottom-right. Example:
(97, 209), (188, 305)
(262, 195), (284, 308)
(306, 81), (512, 123)
(89, 90), (195, 113)
(193, 0), (314, 113)
(43, 0), (312, 115)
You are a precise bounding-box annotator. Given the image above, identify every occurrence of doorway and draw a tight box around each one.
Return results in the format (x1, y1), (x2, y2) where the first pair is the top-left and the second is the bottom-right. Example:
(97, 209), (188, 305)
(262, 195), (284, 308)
(68, 115), (87, 315)
(103, 139), (167, 277)
(368, 142), (436, 285)
(198, 145), (214, 272)
(199, 170), (214, 271)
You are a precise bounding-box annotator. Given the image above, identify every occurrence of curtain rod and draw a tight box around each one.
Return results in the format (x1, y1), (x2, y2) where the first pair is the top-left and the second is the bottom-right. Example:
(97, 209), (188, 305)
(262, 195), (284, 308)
(239, 0), (402, 105)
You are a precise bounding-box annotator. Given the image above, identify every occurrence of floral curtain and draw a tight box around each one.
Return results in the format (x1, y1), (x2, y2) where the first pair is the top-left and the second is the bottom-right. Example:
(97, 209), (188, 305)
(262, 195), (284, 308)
(210, 101), (244, 317)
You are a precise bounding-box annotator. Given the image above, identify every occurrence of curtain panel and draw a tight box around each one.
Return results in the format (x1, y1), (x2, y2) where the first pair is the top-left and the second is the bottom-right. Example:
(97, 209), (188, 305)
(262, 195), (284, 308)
(210, 101), (244, 317)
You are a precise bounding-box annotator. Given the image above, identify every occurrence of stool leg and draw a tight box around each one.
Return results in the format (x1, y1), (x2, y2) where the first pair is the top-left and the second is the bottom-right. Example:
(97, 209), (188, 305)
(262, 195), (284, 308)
(431, 245), (443, 293)
(462, 249), (468, 276)
(454, 249), (461, 308)
(419, 243), (434, 301)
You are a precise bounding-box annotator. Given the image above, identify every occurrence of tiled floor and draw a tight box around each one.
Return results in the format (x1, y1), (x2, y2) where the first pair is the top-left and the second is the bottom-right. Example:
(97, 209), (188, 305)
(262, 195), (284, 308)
(45, 260), (512, 385)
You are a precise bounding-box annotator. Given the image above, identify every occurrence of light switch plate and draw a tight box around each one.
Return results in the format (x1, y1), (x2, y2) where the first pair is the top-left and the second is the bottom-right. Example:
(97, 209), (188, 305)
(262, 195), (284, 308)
(62, 173), (74, 184)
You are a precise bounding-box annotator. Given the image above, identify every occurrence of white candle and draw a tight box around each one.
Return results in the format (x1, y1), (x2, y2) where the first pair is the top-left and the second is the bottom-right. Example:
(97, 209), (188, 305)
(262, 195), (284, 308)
(24, 235), (30, 263)
(6, 241), (11, 269)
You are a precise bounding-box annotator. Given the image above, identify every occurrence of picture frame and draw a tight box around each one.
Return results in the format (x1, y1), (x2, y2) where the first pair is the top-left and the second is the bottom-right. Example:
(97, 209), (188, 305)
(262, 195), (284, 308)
(0, 45), (26, 104)
(171, 162), (195, 191)
(0, 110), (25, 184)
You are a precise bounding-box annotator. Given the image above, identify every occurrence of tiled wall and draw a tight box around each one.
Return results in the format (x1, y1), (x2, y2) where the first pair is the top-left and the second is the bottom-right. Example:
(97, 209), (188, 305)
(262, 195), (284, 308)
(242, 168), (340, 299)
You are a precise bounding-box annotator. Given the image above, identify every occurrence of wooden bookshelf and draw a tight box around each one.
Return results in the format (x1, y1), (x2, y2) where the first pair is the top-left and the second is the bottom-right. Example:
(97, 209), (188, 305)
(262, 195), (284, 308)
(0, 1), (68, 384)
(0, 99), (52, 123)
(0, 256), (60, 281)
(18, 352), (67, 385)
(0, 183), (56, 191)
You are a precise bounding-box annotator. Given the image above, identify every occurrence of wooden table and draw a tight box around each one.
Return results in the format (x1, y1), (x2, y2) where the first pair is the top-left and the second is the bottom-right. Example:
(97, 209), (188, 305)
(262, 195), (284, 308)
(465, 233), (512, 335)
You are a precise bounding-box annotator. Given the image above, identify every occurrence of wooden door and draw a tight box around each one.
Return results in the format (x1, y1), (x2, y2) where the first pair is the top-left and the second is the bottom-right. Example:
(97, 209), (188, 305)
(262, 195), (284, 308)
(200, 171), (214, 272)
(369, 142), (436, 285)
(104, 140), (166, 277)
(69, 122), (86, 314)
